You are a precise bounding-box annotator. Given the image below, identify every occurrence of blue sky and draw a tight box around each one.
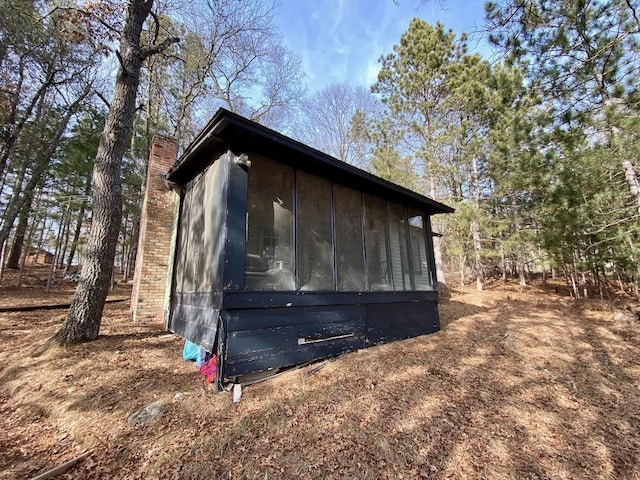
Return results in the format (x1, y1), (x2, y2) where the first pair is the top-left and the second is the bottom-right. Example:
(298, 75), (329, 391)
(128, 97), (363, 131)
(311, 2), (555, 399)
(275, 0), (493, 93)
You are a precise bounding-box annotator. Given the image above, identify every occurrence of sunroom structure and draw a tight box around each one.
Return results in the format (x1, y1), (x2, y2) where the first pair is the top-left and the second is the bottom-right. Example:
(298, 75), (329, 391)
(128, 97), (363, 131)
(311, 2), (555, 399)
(155, 109), (453, 384)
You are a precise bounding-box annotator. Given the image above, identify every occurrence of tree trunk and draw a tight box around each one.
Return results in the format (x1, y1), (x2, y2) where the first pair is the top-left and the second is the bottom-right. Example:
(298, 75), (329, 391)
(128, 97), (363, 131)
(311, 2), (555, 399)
(0, 162), (41, 252)
(472, 219), (483, 291)
(471, 156), (483, 291)
(0, 240), (7, 277)
(46, 201), (69, 293)
(432, 234), (447, 288)
(17, 195), (43, 288)
(120, 213), (128, 279)
(429, 180), (447, 289)
(35, 213), (49, 266)
(0, 62), (56, 181)
(65, 176), (92, 274)
(6, 197), (31, 269)
(594, 267), (604, 301)
(500, 233), (507, 282)
(0, 163), (27, 247)
(65, 202), (88, 274)
(459, 253), (465, 287)
(517, 254), (526, 288)
(623, 160), (640, 217)
(58, 214), (70, 268)
(0, 87), (87, 251)
(52, 0), (177, 345)
(570, 271), (579, 299)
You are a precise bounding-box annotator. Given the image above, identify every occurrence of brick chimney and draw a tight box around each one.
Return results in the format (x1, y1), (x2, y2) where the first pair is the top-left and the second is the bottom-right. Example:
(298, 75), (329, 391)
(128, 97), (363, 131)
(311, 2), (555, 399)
(131, 135), (178, 324)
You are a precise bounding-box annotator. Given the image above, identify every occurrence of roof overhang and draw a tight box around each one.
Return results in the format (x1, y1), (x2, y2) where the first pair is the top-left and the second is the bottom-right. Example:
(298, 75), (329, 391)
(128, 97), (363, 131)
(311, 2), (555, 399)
(167, 108), (454, 215)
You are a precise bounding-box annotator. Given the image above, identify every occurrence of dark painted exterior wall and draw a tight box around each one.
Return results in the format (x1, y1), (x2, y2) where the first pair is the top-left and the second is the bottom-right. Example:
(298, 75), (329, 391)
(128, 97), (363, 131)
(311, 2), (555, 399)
(166, 110), (452, 384)
(221, 291), (438, 378)
(170, 152), (230, 349)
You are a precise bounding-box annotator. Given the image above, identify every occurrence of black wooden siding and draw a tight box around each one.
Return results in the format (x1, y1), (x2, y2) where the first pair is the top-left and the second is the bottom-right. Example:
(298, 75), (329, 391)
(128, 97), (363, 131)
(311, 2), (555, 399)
(165, 109), (453, 381)
(220, 291), (439, 378)
(169, 148), (443, 379)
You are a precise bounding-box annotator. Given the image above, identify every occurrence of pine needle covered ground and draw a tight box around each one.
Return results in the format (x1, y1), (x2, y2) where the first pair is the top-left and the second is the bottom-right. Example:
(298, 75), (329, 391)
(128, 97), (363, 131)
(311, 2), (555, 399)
(1, 277), (639, 479)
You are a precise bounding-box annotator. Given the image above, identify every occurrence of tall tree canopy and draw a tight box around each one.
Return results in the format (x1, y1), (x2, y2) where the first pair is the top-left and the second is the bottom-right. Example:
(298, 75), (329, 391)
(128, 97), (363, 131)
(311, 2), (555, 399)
(485, 0), (640, 295)
(372, 19), (493, 288)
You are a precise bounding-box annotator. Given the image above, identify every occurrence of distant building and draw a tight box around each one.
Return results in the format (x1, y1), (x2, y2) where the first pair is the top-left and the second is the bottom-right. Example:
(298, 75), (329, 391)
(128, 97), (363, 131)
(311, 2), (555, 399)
(24, 247), (54, 266)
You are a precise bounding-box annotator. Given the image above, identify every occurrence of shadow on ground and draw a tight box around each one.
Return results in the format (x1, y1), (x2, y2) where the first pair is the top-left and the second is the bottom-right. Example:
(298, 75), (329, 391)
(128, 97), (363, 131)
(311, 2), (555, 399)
(1, 281), (639, 479)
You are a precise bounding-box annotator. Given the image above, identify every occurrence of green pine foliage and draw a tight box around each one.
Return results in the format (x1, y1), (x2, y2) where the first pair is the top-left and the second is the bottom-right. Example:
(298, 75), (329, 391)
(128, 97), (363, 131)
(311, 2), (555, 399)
(370, 1), (640, 296)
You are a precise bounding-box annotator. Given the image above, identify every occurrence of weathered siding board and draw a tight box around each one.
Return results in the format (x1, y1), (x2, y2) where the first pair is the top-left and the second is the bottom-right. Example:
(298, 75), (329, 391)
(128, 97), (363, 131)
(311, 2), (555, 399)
(204, 153), (229, 293)
(366, 300), (439, 345)
(217, 312), (227, 387)
(222, 290), (436, 310)
(223, 304), (367, 377)
(224, 333), (364, 378)
(174, 291), (223, 308)
(174, 182), (191, 293)
(202, 153), (226, 292)
(221, 294), (439, 378)
(169, 154), (229, 349)
(170, 303), (220, 350)
(222, 154), (248, 291)
(225, 304), (366, 331)
(227, 320), (364, 348)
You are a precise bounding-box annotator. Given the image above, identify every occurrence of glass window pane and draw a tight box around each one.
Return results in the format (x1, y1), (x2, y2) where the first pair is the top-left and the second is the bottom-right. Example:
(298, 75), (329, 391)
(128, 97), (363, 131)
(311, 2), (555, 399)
(364, 195), (391, 291)
(297, 171), (334, 291)
(244, 157), (294, 290)
(334, 185), (365, 291)
(408, 209), (431, 290)
(388, 203), (411, 291)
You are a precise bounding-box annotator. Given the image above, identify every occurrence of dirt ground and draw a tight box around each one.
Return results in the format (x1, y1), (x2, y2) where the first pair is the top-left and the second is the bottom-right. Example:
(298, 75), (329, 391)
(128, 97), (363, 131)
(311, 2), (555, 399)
(1, 271), (639, 479)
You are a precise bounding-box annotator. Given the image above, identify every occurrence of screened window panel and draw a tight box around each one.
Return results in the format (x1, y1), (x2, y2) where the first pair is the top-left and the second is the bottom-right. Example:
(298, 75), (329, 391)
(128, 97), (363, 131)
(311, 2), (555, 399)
(190, 174), (207, 291)
(200, 161), (222, 292)
(244, 156), (294, 291)
(334, 185), (365, 291)
(363, 194), (391, 291)
(387, 202), (411, 291)
(297, 171), (334, 291)
(181, 178), (199, 293)
(174, 186), (191, 293)
(408, 209), (431, 290)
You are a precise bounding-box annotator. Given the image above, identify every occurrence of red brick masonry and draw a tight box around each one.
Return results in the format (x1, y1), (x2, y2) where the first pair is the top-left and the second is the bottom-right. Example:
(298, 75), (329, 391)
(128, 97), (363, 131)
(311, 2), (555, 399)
(131, 135), (178, 323)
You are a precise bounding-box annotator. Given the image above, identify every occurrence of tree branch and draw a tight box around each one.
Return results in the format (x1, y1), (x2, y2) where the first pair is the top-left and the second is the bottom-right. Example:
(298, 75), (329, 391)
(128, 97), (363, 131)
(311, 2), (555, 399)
(115, 50), (130, 75)
(94, 90), (111, 108)
(141, 37), (180, 60)
(149, 11), (161, 45)
(626, 0), (640, 32)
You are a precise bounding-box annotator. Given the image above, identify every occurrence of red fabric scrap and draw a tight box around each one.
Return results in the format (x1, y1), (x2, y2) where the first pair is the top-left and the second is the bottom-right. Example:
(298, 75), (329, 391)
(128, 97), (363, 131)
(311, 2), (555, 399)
(200, 355), (217, 383)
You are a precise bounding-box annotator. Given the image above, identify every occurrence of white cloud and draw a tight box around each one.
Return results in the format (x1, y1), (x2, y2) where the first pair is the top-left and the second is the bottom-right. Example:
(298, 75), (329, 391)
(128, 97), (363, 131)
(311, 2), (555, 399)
(275, 0), (493, 94)
(364, 59), (381, 88)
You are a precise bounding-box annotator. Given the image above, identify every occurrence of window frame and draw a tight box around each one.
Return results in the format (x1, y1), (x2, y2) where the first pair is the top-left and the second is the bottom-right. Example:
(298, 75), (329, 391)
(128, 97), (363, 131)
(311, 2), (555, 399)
(243, 158), (434, 293)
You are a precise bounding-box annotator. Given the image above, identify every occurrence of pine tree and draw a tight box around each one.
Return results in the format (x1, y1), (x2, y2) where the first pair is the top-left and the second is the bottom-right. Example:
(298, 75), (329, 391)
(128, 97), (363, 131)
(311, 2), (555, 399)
(372, 19), (493, 289)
